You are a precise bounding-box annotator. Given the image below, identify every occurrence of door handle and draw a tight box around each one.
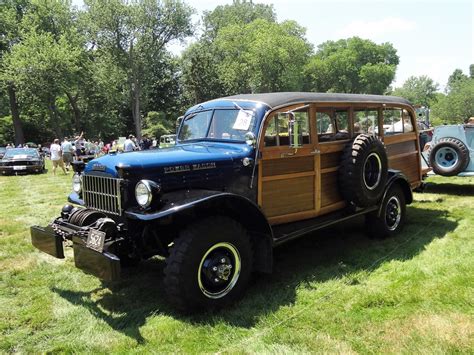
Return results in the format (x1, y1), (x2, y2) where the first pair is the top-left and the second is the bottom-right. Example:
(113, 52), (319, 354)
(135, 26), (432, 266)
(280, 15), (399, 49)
(310, 149), (320, 155)
(280, 152), (296, 158)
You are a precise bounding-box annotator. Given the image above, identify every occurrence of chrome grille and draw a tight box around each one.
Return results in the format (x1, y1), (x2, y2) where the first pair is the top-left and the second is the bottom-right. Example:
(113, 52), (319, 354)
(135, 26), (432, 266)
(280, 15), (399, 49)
(82, 175), (123, 216)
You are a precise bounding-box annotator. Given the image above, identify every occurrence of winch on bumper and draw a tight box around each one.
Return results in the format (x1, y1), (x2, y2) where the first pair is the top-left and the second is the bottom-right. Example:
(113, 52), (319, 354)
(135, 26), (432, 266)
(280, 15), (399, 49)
(30, 205), (121, 281)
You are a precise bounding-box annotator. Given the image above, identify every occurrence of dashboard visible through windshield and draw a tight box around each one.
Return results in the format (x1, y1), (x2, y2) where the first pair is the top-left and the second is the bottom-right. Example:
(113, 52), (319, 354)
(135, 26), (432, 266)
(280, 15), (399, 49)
(178, 109), (256, 142)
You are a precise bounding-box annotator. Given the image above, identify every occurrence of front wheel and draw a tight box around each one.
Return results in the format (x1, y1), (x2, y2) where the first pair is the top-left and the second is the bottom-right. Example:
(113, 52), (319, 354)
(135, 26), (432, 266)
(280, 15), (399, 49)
(366, 185), (406, 239)
(164, 217), (253, 312)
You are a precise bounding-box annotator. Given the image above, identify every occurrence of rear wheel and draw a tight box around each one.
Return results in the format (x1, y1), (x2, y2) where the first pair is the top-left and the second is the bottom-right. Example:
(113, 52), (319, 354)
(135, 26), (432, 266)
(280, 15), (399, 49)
(366, 184), (406, 239)
(164, 217), (253, 312)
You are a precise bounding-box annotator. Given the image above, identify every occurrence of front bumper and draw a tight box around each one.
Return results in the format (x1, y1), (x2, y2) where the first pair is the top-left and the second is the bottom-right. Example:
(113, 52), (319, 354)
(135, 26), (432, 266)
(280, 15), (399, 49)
(0, 164), (43, 174)
(30, 224), (121, 281)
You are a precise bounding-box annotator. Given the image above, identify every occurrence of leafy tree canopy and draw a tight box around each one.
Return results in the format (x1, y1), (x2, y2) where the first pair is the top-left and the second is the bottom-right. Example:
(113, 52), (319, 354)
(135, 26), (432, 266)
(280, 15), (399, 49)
(202, 0), (275, 39)
(392, 75), (439, 107)
(303, 37), (399, 94)
(431, 78), (474, 124)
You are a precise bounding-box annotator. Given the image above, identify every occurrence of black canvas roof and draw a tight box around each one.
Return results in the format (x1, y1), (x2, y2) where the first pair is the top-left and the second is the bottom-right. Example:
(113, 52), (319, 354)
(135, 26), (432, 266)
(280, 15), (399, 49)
(220, 92), (412, 109)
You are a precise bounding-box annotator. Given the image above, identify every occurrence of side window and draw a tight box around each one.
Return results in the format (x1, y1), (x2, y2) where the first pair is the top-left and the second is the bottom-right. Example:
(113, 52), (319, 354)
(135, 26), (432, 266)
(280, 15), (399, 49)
(383, 108), (413, 135)
(317, 109), (350, 142)
(354, 109), (379, 135)
(264, 109), (310, 147)
(403, 109), (414, 132)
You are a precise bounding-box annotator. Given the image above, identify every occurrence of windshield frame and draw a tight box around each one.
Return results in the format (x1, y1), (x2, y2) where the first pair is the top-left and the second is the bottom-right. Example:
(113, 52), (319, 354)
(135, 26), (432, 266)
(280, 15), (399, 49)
(177, 108), (257, 144)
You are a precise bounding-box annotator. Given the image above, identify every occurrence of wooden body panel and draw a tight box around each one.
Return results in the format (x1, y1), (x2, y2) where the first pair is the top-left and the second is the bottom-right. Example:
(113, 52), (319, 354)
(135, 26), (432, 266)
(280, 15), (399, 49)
(258, 100), (422, 226)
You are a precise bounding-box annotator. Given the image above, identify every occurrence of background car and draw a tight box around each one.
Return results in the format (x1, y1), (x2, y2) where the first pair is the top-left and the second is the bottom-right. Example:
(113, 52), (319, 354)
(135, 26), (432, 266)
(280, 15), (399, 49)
(423, 124), (474, 177)
(0, 148), (45, 175)
(0, 147), (6, 159)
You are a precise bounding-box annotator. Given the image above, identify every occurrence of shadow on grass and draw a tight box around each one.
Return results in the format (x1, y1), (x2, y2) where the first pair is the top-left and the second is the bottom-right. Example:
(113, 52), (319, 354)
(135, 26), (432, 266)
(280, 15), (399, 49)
(52, 205), (456, 343)
(423, 181), (474, 196)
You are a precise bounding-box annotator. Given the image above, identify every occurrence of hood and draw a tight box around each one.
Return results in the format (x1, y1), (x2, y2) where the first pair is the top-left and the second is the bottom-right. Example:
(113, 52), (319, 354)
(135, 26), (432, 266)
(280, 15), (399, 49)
(85, 142), (253, 177)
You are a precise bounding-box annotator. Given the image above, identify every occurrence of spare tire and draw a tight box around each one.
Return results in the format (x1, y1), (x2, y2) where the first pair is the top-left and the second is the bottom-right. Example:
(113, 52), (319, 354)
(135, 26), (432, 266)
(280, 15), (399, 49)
(339, 134), (388, 207)
(429, 137), (469, 176)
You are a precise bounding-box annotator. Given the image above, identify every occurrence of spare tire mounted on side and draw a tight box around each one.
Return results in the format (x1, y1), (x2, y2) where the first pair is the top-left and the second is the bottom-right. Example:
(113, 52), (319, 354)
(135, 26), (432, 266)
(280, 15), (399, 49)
(339, 134), (388, 207)
(428, 137), (470, 176)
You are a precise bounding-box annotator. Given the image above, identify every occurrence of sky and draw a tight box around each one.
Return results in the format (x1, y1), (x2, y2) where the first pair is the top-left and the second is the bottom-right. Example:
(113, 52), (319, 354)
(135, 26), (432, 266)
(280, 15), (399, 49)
(72, 0), (473, 90)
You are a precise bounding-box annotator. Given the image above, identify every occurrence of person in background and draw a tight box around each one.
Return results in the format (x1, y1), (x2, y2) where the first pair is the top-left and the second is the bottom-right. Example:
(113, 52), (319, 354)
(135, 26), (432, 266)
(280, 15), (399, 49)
(50, 138), (67, 175)
(140, 134), (152, 150)
(124, 134), (137, 152)
(74, 131), (85, 160)
(61, 137), (74, 172)
(6, 143), (12, 149)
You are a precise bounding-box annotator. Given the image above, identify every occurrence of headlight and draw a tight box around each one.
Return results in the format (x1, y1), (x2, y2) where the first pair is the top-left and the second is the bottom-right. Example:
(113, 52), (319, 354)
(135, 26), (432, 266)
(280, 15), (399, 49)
(72, 173), (82, 194)
(135, 180), (161, 208)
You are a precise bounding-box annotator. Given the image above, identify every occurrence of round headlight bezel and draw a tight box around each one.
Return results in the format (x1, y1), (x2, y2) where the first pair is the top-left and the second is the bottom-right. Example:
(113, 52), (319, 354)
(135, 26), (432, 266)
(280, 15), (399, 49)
(72, 173), (82, 194)
(135, 180), (153, 208)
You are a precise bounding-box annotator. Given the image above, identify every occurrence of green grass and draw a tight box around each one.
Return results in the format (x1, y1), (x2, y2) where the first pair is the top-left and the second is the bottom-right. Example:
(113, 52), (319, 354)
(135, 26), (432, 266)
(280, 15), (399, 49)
(1, 161), (473, 353)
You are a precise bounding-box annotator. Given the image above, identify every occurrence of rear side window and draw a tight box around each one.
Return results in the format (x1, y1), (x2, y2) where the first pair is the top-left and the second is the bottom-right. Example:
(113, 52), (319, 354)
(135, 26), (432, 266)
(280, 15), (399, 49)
(317, 108), (350, 142)
(383, 108), (413, 135)
(354, 109), (379, 135)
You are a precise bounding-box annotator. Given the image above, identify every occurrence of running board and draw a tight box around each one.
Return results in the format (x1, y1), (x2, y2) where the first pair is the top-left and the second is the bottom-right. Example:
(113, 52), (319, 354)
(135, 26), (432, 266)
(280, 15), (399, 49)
(272, 206), (377, 246)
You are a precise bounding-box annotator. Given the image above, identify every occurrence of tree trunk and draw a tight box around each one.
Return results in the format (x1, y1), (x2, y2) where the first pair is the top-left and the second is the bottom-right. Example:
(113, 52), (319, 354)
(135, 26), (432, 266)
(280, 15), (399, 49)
(132, 79), (141, 140)
(66, 91), (81, 132)
(48, 97), (63, 138)
(7, 83), (24, 146)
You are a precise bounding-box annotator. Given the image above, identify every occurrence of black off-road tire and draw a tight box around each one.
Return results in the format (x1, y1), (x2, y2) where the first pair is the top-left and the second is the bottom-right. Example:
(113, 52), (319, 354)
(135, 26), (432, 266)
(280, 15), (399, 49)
(429, 137), (469, 176)
(164, 217), (253, 312)
(339, 134), (388, 207)
(365, 184), (406, 239)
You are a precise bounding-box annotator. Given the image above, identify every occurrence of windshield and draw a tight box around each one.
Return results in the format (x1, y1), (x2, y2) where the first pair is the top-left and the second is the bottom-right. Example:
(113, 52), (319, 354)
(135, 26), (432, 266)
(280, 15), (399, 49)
(4, 148), (39, 158)
(178, 109), (256, 142)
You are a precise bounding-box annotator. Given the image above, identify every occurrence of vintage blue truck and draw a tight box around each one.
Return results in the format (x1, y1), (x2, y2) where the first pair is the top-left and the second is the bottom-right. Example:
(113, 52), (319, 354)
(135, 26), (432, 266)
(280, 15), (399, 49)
(31, 93), (422, 311)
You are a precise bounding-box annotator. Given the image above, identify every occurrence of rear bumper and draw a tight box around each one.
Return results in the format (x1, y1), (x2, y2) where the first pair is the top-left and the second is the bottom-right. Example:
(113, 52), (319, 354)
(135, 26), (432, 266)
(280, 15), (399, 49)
(30, 224), (121, 281)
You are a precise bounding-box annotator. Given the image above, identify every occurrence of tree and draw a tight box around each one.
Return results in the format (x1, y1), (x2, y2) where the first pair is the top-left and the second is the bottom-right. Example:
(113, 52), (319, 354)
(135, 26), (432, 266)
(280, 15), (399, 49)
(215, 19), (312, 93)
(83, 0), (193, 139)
(142, 111), (174, 139)
(0, 0), (30, 145)
(431, 79), (474, 124)
(446, 68), (468, 92)
(303, 37), (399, 94)
(182, 18), (312, 102)
(392, 75), (439, 107)
(4, 31), (85, 138)
(202, 0), (275, 39)
(181, 0), (279, 104)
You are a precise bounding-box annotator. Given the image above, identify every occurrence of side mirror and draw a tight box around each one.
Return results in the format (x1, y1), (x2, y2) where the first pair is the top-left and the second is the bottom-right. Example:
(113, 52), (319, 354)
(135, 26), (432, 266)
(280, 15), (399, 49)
(288, 113), (303, 148)
(244, 132), (256, 147)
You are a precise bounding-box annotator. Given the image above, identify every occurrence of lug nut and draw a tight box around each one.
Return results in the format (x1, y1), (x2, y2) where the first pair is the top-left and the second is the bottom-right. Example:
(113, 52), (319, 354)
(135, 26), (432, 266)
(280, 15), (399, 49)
(214, 278), (219, 282)
(221, 258), (226, 263)
(212, 266), (217, 271)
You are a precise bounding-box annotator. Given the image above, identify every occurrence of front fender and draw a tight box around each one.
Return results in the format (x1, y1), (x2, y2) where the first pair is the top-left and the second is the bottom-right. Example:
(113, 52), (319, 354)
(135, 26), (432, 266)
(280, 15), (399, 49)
(125, 189), (274, 273)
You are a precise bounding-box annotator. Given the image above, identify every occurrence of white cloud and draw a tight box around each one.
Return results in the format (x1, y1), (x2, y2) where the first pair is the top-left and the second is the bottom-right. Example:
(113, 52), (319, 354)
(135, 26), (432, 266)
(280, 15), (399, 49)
(336, 17), (416, 39)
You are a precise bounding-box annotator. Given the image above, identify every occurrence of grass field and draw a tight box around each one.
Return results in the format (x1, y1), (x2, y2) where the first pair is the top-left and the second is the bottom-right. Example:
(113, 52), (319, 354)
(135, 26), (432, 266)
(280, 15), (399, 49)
(1, 160), (473, 353)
